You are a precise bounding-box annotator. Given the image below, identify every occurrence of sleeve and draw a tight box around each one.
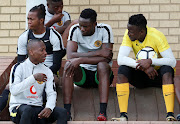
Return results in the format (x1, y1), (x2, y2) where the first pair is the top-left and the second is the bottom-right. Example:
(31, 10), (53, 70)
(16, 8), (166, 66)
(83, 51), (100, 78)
(151, 48), (176, 67)
(17, 31), (28, 55)
(9, 64), (36, 96)
(45, 69), (57, 111)
(155, 32), (170, 53)
(117, 46), (138, 68)
(17, 55), (27, 63)
(50, 28), (65, 51)
(102, 24), (114, 43)
(50, 49), (66, 74)
(67, 24), (78, 42)
(121, 30), (133, 48)
(63, 11), (71, 22)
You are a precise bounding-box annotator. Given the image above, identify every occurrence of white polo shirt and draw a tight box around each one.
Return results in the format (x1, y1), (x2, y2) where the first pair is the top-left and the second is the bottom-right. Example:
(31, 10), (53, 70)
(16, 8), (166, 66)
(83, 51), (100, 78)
(45, 10), (71, 29)
(68, 23), (114, 71)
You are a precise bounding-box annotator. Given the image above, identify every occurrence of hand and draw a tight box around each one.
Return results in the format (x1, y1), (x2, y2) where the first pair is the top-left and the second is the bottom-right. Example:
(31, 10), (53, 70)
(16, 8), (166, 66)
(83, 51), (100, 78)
(51, 13), (64, 23)
(98, 48), (113, 60)
(144, 66), (158, 80)
(136, 59), (152, 71)
(33, 73), (47, 83)
(38, 108), (52, 119)
(64, 58), (80, 77)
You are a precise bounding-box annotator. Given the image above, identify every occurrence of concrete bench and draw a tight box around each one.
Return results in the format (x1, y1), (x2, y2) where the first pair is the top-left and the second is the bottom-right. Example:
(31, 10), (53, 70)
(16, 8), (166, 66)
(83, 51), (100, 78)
(0, 57), (180, 122)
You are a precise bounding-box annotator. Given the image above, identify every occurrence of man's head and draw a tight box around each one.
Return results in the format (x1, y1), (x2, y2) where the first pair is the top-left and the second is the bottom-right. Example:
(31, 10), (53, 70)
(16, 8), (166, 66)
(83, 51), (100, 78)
(47, 0), (63, 14)
(28, 4), (46, 30)
(79, 8), (97, 36)
(27, 39), (47, 65)
(127, 14), (147, 42)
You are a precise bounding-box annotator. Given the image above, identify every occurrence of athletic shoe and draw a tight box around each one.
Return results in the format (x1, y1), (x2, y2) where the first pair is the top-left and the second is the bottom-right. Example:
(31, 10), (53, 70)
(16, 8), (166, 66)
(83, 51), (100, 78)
(97, 113), (107, 121)
(176, 114), (180, 121)
(111, 112), (128, 121)
(166, 112), (176, 121)
(67, 112), (72, 121)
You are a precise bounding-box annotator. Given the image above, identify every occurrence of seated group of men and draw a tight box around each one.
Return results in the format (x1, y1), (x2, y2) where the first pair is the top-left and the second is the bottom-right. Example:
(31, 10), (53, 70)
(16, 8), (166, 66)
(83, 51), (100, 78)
(0, 0), (180, 123)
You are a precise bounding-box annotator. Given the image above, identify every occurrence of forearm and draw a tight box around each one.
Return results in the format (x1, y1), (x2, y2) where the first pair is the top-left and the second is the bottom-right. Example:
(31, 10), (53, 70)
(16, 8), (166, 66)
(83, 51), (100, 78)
(117, 46), (137, 68)
(68, 51), (100, 59)
(151, 48), (176, 67)
(118, 55), (138, 68)
(77, 56), (111, 65)
(45, 19), (55, 27)
(151, 58), (176, 67)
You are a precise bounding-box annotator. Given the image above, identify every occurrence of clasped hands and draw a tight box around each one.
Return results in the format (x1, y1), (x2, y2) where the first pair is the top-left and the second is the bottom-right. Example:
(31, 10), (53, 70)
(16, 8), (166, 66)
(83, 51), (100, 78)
(136, 59), (158, 80)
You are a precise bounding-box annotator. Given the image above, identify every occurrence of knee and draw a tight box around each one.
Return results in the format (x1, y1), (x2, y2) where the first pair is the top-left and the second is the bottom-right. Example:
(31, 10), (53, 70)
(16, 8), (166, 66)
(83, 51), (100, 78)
(22, 106), (33, 117)
(117, 65), (130, 83)
(54, 107), (67, 118)
(160, 65), (174, 77)
(97, 62), (110, 72)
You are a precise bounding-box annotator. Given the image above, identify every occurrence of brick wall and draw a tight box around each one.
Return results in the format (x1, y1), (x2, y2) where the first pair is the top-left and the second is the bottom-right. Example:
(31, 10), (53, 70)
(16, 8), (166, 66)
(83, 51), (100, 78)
(0, 0), (180, 59)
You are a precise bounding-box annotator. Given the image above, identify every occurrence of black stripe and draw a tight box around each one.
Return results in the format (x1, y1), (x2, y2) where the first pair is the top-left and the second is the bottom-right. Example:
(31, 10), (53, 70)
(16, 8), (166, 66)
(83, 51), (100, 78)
(12, 63), (21, 84)
(64, 11), (71, 21)
(97, 26), (111, 43)
(70, 26), (79, 41)
(51, 28), (64, 50)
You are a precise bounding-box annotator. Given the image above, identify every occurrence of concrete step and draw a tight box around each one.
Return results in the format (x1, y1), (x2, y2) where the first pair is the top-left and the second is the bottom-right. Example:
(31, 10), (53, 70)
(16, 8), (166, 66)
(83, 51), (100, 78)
(0, 121), (180, 124)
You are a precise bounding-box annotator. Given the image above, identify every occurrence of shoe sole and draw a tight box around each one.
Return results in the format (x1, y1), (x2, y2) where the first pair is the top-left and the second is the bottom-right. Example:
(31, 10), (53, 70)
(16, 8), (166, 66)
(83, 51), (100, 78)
(111, 117), (127, 121)
(166, 116), (176, 121)
(97, 116), (107, 121)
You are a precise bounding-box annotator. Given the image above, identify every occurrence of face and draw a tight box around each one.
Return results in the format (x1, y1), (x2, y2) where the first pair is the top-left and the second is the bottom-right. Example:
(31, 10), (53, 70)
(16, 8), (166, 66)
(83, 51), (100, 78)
(127, 24), (142, 41)
(29, 42), (47, 64)
(47, 1), (63, 14)
(27, 11), (43, 30)
(79, 17), (96, 36)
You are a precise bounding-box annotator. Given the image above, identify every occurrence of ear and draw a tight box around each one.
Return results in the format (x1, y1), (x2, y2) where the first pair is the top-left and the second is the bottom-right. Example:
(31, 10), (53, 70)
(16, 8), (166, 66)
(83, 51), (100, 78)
(40, 18), (44, 25)
(29, 49), (33, 56)
(47, 3), (49, 8)
(93, 22), (97, 27)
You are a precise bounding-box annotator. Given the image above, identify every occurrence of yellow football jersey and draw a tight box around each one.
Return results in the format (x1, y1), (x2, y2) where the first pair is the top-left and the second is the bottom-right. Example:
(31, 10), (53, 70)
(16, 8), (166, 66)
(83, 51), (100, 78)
(121, 26), (170, 58)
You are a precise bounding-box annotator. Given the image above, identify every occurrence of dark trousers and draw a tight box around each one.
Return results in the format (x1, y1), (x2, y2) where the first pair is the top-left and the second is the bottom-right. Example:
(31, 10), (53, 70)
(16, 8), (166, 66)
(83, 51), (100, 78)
(11, 105), (67, 124)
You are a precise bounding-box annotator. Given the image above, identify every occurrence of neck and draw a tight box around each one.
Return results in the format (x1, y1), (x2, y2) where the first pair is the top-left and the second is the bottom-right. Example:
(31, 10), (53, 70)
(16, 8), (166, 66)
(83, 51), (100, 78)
(32, 26), (46, 34)
(29, 58), (39, 65)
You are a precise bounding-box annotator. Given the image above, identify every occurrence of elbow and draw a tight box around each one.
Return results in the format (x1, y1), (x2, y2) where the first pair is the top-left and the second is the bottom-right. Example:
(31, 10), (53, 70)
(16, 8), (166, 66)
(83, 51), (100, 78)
(117, 56), (124, 66)
(172, 59), (177, 68)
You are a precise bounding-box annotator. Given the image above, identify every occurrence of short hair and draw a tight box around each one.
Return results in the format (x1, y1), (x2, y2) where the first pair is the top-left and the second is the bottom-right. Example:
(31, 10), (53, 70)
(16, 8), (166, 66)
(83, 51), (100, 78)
(47, 0), (62, 3)
(128, 14), (147, 30)
(80, 8), (97, 23)
(27, 39), (43, 53)
(29, 4), (46, 19)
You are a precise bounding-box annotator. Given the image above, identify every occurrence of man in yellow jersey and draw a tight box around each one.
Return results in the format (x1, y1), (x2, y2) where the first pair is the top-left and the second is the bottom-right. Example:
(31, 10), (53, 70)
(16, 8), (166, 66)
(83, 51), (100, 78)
(112, 14), (176, 121)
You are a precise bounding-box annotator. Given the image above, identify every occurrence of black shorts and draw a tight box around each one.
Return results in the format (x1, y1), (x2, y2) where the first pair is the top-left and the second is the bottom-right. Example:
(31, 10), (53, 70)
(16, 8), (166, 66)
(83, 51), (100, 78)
(118, 65), (174, 88)
(74, 67), (114, 88)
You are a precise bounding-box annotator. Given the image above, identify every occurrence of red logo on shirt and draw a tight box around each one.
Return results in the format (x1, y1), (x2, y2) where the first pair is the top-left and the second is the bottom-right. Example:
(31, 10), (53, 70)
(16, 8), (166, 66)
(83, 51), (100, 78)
(30, 85), (37, 94)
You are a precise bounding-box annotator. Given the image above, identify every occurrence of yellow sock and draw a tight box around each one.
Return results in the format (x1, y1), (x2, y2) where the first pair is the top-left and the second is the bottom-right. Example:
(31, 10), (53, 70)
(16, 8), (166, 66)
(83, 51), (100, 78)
(116, 83), (129, 113)
(162, 84), (175, 113)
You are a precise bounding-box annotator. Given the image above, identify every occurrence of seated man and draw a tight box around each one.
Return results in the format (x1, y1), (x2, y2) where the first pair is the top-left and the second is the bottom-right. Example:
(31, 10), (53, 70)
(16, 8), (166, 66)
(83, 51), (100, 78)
(9, 39), (67, 124)
(63, 8), (114, 121)
(45, 0), (71, 48)
(0, 4), (65, 113)
(112, 14), (176, 121)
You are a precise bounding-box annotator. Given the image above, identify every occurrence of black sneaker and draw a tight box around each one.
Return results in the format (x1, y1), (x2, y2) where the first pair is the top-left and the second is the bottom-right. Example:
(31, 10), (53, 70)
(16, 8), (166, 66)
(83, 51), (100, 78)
(176, 114), (180, 121)
(166, 112), (176, 121)
(67, 112), (72, 121)
(111, 112), (128, 121)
